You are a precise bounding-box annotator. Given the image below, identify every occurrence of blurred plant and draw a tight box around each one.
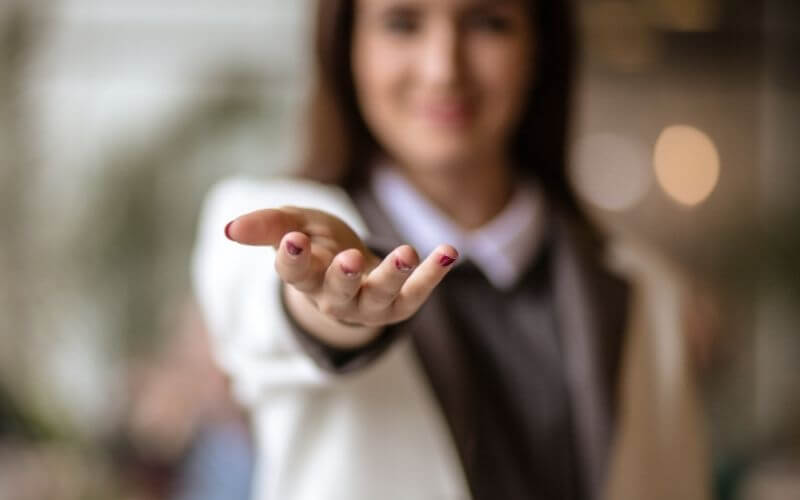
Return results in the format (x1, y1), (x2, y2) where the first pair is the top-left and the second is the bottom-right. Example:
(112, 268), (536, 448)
(1, 0), (271, 429)
(1, 1), (274, 498)
(0, 0), (39, 419)
(74, 69), (267, 356)
(0, 440), (117, 500)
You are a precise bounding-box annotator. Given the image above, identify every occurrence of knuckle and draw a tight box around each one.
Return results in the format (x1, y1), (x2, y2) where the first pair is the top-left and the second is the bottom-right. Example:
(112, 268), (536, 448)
(277, 270), (299, 286)
(368, 287), (396, 304)
(319, 297), (356, 319)
(390, 303), (412, 322)
(317, 300), (338, 317)
(357, 314), (384, 328)
(334, 288), (356, 304)
(276, 262), (303, 283)
(293, 273), (322, 293)
(323, 281), (355, 303)
(301, 268), (322, 286)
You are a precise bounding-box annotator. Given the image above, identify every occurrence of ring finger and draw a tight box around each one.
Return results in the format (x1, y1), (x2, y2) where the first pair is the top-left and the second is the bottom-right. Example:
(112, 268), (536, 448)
(320, 248), (366, 313)
(358, 245), (419, 315)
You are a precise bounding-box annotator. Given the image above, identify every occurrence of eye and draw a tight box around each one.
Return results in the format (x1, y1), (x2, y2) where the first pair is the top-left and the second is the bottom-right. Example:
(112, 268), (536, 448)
(383, 8), (420, 35)
(464, 11), (514, 33)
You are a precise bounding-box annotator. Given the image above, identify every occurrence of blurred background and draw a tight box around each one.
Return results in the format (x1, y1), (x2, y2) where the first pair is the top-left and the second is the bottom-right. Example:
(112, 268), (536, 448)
(0, 0), (797, 499)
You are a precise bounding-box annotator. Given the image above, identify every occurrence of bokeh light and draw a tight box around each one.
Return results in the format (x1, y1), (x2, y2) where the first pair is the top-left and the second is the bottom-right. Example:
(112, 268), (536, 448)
(582, 1), (659, 72)
(571, 132), (652, 212)
(642, 0), (721, 32)
(653, 124), (720, 206)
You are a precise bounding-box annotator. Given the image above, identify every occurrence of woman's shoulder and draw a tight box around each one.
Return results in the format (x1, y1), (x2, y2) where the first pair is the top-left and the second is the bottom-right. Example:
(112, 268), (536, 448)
(201, 175), (369, 237)
(603, 229), (687, 291)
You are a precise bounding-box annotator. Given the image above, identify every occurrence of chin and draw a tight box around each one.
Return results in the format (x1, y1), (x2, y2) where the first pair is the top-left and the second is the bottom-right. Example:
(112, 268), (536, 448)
(407, 142), (482, 172)
(406, 154), (473, 175)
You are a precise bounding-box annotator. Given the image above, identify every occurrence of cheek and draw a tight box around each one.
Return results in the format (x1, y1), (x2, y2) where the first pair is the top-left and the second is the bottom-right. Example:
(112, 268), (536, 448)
(353, 41), (410, 123)
(473, 43), (534, 129)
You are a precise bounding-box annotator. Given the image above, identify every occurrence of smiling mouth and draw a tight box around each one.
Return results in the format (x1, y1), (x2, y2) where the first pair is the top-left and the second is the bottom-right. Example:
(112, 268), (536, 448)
(420, 100), (476, 128)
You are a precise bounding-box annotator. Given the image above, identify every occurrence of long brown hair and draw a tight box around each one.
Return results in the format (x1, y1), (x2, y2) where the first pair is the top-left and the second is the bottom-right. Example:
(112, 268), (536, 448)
(302, 0), (592, 236)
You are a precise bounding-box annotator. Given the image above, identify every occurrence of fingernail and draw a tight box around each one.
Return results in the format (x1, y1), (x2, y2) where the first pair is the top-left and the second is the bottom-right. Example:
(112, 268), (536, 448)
(341, 265), (359, 278)
(286, 241), (303, 256)
(224, 220), (235, 240)
(439, 255), (456, 267)
(395, 258), (413, 272)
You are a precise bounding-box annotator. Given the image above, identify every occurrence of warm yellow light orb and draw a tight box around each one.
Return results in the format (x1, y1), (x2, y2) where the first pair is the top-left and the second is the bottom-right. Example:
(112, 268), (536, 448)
(653, 125), (720, 206)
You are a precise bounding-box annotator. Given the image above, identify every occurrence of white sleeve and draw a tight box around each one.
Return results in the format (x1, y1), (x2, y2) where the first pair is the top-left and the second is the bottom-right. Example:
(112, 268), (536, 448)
(190, 176), (369, 407)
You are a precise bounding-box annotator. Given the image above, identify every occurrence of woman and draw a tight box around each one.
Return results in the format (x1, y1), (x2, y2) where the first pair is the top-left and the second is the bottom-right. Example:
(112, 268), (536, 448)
(192, 0), (709, 499)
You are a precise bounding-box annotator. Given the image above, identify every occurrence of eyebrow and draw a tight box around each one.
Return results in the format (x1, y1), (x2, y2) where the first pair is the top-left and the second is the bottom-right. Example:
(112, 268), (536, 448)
(373, 0), (516, 7)
(364, 0), (521, 19)
(463, 0), (517, 6)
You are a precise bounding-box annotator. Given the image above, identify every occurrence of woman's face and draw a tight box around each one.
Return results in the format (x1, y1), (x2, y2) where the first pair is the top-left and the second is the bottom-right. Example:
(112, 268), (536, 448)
(352, 0), (535, 173)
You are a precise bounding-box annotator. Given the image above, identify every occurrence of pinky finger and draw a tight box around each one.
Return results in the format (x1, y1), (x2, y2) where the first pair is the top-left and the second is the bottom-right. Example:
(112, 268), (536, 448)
(392, 244), (458, 320)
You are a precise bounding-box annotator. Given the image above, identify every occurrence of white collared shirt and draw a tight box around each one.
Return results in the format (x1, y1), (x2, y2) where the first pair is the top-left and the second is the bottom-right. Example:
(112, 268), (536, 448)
(370, 166), (547, 290)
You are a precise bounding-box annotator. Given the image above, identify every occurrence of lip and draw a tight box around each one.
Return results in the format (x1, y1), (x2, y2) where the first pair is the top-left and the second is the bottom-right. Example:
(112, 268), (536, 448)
(419, 99), (475, 128)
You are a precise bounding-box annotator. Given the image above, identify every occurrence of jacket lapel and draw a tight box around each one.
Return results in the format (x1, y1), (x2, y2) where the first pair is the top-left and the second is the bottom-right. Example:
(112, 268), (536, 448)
(352, 187), (481, 479)
(551, 212), (631, 497)
(354, 187), (631, 498)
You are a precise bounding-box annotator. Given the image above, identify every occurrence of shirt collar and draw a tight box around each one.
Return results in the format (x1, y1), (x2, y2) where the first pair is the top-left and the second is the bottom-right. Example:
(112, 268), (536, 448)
(369, 166), (547, 290)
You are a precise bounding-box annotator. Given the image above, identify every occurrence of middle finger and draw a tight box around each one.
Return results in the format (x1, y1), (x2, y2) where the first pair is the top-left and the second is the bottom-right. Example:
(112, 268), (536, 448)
(358, 245), (419, 314)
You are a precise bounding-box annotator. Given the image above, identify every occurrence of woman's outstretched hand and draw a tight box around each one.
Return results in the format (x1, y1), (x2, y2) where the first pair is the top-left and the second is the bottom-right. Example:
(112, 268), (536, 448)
(224, 207), (458, 348)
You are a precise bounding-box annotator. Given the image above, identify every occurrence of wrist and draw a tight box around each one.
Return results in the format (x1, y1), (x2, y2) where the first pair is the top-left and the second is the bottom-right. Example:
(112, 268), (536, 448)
(282, 284), (382, 349)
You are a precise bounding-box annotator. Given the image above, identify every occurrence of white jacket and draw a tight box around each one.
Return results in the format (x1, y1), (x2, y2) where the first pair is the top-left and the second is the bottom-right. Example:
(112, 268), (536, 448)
(191, 177), (710, 500)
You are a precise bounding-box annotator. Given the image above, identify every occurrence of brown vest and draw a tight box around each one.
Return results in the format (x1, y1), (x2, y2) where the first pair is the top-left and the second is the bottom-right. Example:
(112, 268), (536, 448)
(288, 188), (631, 500)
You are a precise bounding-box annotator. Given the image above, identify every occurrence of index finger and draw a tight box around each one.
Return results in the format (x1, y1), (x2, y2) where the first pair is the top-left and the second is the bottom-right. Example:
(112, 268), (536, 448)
(225, 208), (306, 247)
(392, 244), (458, 320)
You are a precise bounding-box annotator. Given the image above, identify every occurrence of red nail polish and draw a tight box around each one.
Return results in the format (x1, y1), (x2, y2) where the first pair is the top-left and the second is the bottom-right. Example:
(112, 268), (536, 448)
(395, 259), (413, 272)
(286, 241), (303, 256)
(439, 255), (456, 267)
(224, 221), (234, 240)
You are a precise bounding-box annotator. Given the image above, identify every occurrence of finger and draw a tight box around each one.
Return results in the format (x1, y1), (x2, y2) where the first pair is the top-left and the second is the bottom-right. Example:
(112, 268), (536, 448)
(319, 249), (366, 311)
(392, 244), (458, 320)
(225, 208), (306, 247)
(359, 245), (419, 314)
(279, 206), (366, 252)
(275, 232), (322, 293)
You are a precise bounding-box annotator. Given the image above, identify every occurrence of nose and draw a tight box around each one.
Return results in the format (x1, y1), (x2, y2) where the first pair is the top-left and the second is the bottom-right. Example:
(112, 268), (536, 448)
(419, 21), (463, 88)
